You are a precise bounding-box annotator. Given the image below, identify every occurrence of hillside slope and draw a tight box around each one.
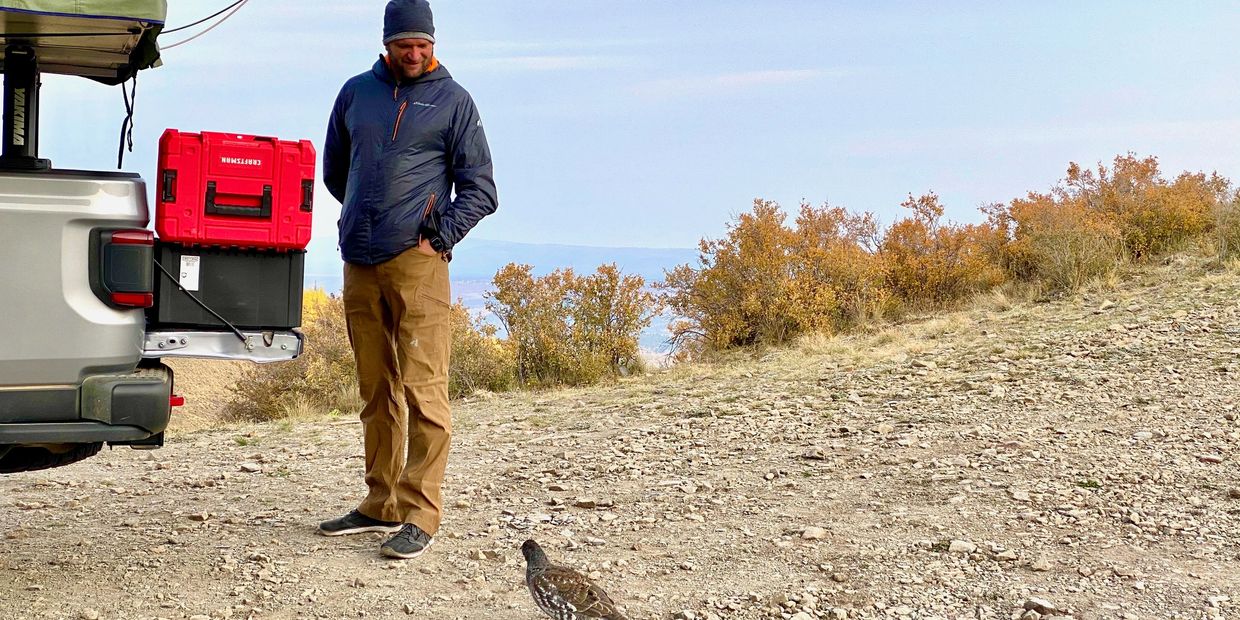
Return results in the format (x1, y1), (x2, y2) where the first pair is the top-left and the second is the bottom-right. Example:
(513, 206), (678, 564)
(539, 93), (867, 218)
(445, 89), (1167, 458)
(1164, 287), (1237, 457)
(2, 258), (1238, 619)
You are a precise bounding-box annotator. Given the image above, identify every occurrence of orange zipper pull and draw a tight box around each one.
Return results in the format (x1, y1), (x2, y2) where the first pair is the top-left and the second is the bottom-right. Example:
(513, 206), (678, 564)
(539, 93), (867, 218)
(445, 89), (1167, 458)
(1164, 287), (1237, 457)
(392, 100), (408, 141)
(423, 193), (436, 218)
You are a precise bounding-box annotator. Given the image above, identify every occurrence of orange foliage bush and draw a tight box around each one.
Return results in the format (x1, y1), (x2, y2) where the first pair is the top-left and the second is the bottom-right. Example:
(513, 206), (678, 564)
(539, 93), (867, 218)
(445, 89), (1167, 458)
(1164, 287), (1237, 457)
(879, 193), (1005, 308)
(665, 153), (1236, 354)
(487, 263), (656, 387)
(991, 192), (1122, 292)
(448, 302), (516, 399)
(1061, 155), (1222, 259)
(790, 202), (889, 331)
(662, 200), (802, 351)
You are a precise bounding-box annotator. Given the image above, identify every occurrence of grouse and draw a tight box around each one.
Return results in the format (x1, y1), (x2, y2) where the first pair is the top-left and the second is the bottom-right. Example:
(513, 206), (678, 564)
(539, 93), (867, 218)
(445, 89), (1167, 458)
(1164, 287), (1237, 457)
(522, 539), (629, 620)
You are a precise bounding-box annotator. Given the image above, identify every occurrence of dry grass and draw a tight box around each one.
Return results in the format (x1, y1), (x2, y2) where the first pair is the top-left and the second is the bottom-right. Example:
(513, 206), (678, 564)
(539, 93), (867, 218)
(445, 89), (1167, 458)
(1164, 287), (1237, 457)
(165, 359), (247, 434)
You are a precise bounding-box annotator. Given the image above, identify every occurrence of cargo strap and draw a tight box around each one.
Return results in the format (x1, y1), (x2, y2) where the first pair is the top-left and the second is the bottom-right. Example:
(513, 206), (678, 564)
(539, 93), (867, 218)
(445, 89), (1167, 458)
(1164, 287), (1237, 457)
(116, 74), (137, 169)
(152, 259), (248, 344)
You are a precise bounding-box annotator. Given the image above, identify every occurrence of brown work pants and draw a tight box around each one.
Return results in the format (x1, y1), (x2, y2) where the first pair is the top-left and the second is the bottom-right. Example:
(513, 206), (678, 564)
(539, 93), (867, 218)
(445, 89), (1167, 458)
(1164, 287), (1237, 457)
(343, 247), (452, 535)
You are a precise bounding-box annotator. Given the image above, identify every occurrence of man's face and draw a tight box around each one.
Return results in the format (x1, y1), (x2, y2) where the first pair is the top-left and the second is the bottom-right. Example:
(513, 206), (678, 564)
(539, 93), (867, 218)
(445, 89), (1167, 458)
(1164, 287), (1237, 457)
(386, 38), (434, 80)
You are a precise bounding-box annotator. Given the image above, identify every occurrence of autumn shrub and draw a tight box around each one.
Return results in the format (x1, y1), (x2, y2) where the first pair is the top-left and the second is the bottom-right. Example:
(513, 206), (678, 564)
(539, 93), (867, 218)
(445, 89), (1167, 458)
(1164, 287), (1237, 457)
(448, 303), (516, 399)
(1215, 192), (1240, 264)
(663, 199), (908, 354)
(664, 154), (1237, 356)
(790, 202), (890, 331)
(487, 263), (656, 387)
(571, 264), (658, 376)
(992, 193), (1122, 294)
(662, 200), (805, 351)
(879, 193), (1005, 309)
(228, 291), (521, 421)
(1062, 155), (1220, 260)
(983, 154), (1231, 292)
(226, 289), (360, 422)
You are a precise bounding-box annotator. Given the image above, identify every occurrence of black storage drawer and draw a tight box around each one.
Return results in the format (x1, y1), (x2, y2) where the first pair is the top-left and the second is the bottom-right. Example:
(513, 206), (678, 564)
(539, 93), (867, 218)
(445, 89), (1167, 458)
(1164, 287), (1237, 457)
(149, 241), (304, 330)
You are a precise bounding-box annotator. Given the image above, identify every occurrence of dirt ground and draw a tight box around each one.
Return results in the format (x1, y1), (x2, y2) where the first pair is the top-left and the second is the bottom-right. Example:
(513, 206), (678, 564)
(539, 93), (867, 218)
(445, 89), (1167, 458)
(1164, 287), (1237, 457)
(2, 259), (1238, 620)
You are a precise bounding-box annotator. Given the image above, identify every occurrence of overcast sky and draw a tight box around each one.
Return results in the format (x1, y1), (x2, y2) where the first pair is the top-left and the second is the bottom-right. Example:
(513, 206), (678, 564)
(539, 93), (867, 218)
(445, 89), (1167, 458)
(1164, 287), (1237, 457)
(35, 1), (1240, 259)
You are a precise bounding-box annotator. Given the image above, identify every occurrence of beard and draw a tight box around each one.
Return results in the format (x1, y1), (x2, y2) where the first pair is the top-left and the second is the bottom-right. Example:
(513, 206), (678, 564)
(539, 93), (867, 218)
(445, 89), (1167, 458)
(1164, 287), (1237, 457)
(395, 55), (433, 80)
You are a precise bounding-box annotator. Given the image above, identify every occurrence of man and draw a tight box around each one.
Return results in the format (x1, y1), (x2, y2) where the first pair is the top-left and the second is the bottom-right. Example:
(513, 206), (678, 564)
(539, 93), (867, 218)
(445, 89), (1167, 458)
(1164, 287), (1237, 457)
(319, 0), (497, 560)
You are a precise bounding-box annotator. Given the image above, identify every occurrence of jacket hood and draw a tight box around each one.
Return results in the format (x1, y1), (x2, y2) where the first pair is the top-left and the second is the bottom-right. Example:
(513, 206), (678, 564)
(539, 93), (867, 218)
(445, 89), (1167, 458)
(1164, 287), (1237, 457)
(371, 55), (451, 86)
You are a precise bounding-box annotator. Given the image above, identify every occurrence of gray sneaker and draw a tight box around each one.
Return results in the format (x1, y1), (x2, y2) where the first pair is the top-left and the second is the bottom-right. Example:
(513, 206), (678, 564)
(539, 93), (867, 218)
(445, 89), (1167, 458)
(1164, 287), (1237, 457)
(380, 524), (434, 559)
(318, 510), (402, 537)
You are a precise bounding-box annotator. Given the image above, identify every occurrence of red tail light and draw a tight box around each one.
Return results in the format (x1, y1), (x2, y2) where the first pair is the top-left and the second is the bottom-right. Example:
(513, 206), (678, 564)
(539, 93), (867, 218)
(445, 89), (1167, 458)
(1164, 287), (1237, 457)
(111, 229), (155, 246)
(111, 292), (154, 308)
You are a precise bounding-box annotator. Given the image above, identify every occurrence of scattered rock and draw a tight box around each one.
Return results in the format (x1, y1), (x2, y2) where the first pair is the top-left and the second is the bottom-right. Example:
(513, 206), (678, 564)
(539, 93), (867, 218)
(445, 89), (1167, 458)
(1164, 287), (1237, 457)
(948, 539), (976, 554)
(1024, 597), (1059, 615)
(802, 526), (828, 540)
(801, 447), (828, 460)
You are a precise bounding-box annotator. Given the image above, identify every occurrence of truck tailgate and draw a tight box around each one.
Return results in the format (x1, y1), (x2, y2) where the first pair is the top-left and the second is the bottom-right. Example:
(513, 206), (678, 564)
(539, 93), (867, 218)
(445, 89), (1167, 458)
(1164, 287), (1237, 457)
(0, 169), (149, 386)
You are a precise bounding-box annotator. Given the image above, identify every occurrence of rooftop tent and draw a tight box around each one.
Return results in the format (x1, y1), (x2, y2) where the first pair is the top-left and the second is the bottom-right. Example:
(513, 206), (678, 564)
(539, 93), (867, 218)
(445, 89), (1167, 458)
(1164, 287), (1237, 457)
(0, 0), (167, 85)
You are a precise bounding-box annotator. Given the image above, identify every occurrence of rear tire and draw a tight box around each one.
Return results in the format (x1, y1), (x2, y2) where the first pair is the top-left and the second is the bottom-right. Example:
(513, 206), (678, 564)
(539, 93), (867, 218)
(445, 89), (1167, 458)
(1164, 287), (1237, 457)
(0, 443), (103, 474)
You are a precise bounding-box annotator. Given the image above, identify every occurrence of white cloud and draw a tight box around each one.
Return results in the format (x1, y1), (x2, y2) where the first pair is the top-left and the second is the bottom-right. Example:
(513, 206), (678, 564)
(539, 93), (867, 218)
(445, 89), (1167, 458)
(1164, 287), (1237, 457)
(450, 54), (621, 72)
(632, 68), (843, 100)
(449, 38), (656, 55)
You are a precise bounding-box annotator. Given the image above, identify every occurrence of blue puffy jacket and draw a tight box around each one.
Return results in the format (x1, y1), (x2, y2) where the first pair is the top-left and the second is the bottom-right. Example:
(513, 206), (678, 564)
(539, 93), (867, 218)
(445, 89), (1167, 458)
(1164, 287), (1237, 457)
(324, 56), (498, 265)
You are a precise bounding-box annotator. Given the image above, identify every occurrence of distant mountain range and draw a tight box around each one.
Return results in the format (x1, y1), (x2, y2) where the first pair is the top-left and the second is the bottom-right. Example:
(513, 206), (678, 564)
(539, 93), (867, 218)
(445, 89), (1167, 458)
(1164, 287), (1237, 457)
(304, 238), (699, 292)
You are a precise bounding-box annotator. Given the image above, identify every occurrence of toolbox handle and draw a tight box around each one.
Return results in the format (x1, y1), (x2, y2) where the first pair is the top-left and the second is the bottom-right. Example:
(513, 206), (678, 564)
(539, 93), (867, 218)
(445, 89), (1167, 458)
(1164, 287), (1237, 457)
(300, 179), (313, 213)
(205, 181), (273, 219)
(161, 169), (177, 202)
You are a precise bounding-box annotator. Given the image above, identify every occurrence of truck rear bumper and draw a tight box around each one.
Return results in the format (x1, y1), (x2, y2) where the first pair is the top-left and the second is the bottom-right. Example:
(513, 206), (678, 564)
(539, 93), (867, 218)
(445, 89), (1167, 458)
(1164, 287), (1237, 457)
(0, 363), (172, 445)
(0, 421), (153, 444)
(143, 329), (302, 363)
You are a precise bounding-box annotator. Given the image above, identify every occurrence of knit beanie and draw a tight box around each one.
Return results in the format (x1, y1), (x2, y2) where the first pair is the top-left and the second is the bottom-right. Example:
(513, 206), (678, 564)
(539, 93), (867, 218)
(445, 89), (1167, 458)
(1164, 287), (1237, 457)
(384, 0), (435, 44)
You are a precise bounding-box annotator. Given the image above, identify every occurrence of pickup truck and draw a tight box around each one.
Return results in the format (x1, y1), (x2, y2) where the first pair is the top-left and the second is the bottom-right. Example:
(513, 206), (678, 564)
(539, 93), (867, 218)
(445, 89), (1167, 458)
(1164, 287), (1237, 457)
(0, 2), (303, 473)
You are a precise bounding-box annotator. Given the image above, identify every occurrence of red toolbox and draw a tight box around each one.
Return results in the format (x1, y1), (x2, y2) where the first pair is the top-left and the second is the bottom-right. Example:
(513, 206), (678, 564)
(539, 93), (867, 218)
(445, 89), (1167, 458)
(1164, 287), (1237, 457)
(156, 129), (316, 251)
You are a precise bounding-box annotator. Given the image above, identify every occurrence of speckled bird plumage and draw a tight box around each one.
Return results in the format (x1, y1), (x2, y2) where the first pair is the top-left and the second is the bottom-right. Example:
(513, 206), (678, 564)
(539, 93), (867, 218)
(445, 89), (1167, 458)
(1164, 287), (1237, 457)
(522, 539), (628, 620)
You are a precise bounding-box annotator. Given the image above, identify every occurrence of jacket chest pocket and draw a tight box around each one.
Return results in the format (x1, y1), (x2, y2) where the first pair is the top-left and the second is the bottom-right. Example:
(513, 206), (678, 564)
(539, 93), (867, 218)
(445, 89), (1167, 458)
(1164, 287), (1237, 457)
(392, 103), (449, 151)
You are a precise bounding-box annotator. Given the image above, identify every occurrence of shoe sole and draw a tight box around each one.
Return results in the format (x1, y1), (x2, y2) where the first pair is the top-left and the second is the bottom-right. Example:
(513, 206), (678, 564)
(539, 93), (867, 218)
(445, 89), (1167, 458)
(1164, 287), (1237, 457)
(317, 524), (403, 537)
(380, 536), (434, 559)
